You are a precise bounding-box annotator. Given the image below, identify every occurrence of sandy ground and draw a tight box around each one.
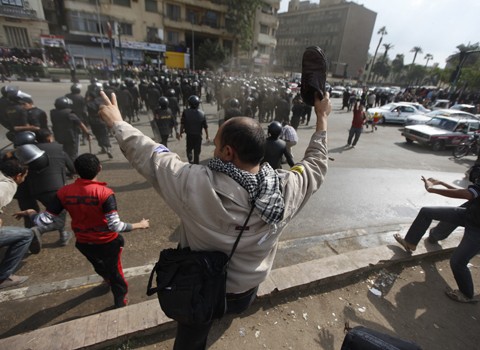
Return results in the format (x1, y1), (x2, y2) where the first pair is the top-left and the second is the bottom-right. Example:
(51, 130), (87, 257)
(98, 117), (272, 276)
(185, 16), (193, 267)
(106, 254), (480, 350)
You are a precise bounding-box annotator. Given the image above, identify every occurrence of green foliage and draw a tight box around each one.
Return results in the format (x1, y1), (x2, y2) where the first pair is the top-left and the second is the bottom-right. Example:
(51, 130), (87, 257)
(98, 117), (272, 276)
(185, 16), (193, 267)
(196, 39), (228, 70)
(225, 0), (262, 51)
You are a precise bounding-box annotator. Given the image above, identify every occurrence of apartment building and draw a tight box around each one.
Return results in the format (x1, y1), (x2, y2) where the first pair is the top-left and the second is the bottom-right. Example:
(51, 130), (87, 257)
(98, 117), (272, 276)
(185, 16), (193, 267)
(276, 0), (376, 79)
(0, 0), (49, 49)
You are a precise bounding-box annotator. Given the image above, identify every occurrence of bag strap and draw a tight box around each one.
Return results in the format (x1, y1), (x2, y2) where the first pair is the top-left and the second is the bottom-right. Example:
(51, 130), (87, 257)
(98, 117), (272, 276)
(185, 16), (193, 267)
(227, 204), (256, 263)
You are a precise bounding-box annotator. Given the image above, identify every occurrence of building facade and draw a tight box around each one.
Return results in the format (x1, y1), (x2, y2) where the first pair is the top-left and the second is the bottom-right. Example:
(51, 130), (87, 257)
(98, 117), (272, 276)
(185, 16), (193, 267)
(0, 0), (49, 49)
(276, 0), (376, 79)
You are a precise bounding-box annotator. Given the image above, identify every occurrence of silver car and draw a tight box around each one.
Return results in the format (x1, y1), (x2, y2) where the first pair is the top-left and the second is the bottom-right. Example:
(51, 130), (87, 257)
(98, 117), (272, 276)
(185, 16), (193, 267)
(366, 103), (423, 124)
(404, 109), (476, 126)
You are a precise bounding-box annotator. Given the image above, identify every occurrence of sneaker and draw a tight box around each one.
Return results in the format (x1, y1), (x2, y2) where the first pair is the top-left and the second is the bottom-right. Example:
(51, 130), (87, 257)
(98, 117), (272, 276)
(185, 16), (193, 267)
(300, 46), (327, 106)
(106, 149), (113, 159)
(114, 295), (128, 308)
(29, 227), (42, 254)
(59, 231), (73, 246)
(0, 275), (29, 289)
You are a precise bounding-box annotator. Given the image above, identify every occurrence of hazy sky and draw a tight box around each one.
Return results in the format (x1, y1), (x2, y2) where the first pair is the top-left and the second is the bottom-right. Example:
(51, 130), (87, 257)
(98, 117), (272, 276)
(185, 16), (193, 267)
(279, 0), (480, 68)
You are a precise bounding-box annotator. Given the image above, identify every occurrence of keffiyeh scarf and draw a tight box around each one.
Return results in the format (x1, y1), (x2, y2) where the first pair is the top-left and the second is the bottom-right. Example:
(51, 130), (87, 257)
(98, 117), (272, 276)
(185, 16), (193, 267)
(208, 158), (285, 224)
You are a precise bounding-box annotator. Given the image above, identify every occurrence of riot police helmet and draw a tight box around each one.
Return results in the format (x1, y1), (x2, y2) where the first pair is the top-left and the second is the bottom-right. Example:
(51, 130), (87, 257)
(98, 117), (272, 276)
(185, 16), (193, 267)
(14, 131), (37, 146)
(1, 85), (18, 98)
(267, 121), (283, 138)
(166, 88), (176, 97)
(54, 96), (73, 110)
(188, 95), (200, 109)
(229, 98), (240, 109)
(158, 96), (169, 109)
(70, 83), (82, 94)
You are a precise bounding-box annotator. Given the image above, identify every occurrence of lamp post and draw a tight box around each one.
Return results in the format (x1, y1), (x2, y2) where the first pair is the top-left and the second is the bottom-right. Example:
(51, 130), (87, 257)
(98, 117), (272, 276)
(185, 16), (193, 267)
(190, 14), (195, 71)
(95, 0), (107, 65)
(117, 23), (124, 79)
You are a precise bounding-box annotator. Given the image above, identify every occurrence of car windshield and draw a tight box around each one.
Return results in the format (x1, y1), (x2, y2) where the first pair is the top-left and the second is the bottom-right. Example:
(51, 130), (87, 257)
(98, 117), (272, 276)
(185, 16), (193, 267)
(425, 110), (450, 117)
(426, 117), (457, 131)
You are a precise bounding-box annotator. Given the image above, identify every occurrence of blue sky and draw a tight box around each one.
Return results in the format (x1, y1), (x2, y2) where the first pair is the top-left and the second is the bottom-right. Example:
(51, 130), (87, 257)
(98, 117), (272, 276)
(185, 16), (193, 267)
(279, 0), (480, 68)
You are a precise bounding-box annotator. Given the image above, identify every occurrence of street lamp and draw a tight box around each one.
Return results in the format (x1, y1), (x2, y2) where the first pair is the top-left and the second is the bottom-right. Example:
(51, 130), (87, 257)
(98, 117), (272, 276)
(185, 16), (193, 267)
(117, 23), (124, 79)
(95, 0), (107, 65)
(190, 14), (195, 71)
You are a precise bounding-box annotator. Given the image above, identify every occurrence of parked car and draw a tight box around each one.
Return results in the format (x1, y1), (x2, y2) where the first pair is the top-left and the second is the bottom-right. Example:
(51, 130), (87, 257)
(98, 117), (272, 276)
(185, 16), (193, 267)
(405, 102), (431, 114)
(366, 102), (425, 124)
(431, 99), (450, 110)
(450, 104), (477, 114)
(404, 109), (476, 126)
(403, 114), (480, 151)
(331, 86), (346, 98)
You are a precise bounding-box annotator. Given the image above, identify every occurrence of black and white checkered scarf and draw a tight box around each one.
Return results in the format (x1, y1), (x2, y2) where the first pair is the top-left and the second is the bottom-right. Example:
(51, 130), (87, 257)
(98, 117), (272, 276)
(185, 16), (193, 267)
(208, 158), (285, 224)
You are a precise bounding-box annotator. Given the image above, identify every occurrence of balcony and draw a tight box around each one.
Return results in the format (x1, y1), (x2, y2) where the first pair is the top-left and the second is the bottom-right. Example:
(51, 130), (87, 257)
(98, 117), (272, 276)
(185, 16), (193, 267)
(258, 13), (279, 28)
(0, 5), (38, 19)
(164, 17), (228, 37)
(257, 33), (276, 47)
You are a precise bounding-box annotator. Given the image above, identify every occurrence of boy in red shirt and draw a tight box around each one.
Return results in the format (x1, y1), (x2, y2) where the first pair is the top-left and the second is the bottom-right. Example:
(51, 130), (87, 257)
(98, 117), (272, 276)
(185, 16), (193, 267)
(16, 153), (149, 307)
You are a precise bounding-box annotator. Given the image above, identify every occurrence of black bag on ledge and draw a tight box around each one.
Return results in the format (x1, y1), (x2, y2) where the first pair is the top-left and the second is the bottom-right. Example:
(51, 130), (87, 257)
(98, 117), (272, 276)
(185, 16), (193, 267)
(146, 205), (255, 325)
(146, 248), (229, 325)
(341, 323), (422, 350)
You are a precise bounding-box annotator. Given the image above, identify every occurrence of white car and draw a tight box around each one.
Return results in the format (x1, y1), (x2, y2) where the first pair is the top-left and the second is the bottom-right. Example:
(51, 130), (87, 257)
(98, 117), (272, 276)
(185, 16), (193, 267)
(405, 109), (477, 126)
(366, 103), (423, 124)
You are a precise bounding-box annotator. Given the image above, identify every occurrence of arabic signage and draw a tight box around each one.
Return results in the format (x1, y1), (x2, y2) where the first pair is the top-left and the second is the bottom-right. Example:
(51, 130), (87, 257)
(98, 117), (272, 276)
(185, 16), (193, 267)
(40, 35), (65, 48)
(114, 39), (166, 52)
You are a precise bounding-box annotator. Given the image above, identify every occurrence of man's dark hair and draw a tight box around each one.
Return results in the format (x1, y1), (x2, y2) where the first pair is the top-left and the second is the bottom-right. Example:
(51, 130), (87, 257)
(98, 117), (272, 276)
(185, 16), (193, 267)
(220, 117), (265, 165)
(0, 158), (28, 178)
(36, 128), (53, 143)
(74, 153), (100, 180)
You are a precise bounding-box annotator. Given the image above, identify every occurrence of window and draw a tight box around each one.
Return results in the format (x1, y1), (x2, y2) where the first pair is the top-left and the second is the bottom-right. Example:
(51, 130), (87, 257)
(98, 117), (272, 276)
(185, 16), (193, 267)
(2, 0), (23, 6)
(260, 24), (269, 35)
(118, 22), (132, 36)
(113, 0), (130, 6)
(4, 26), (30, 47)
(145, 0), (157, 12)
(166, 4), (180, 21)
(69, 11), (102, 33)
(166, 30), (179, 45)
(186, 9), (200, 24)
(147, 26), (160, 42)
(203, 11), (218, 28)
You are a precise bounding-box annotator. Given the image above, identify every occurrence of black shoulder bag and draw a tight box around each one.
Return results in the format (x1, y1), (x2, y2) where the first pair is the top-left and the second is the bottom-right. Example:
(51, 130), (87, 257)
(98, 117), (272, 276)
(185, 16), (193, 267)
(146, 205), (255, 325)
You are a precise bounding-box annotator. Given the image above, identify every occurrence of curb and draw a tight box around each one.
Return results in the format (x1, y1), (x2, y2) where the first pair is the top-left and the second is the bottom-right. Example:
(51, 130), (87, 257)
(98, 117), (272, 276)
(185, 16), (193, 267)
(0, 231), (463, 350)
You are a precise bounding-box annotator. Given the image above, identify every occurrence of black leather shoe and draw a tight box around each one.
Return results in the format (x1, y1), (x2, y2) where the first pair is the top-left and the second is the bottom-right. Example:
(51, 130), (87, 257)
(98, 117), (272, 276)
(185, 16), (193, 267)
(301, 46), (327, 106)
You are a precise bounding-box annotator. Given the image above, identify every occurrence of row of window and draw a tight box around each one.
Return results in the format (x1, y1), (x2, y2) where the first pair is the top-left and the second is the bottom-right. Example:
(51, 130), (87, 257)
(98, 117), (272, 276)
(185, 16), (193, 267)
(69, 11), (133, 36)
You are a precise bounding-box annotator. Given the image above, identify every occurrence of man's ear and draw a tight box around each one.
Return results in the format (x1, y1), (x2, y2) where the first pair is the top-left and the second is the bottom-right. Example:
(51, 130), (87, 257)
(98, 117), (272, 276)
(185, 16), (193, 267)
(222, 145), (235, 162)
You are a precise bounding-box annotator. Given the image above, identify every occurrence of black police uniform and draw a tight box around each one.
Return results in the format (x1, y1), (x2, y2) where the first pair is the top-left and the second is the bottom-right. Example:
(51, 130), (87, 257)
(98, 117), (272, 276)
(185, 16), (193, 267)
(50, 107), (82, 161)
(181, 108), (207, 164)
(153, 107), (176, 146)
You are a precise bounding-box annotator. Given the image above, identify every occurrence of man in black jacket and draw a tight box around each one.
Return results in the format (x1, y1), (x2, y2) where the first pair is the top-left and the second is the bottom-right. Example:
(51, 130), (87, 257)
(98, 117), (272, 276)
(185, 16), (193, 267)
(180, 95), (209, 164)
(264, 121), (294, 170)
(19, 129), (75, 246)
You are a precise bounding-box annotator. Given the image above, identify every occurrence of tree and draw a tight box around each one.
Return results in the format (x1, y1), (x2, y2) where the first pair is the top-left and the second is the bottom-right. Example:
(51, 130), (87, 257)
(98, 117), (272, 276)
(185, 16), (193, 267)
(410, 46), (423, 65)
(381, 43), (394, 62)
(225, 0), (262, 52)
(424, 53), (433, 68)
(196, 39), (227, 70)
(391, 54), (404, 81)
(365, 26), (387, 83)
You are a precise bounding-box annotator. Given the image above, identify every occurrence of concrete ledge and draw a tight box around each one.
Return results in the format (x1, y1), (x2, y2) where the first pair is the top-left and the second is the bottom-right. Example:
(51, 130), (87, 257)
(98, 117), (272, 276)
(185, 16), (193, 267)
(0, 233), (464, 350)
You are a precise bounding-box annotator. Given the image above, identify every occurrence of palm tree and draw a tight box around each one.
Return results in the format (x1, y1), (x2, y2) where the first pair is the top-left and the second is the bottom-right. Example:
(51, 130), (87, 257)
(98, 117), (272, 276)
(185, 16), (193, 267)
(424, 53), (433, 68)
(365, 26), (387, 83)
(410, 46), (423, 65)
(382, 43), (394, 62)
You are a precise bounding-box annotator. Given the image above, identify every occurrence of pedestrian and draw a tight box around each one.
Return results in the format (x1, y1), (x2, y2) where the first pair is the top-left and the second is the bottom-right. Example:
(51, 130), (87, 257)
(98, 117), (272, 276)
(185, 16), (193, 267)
(153, 97), (179, 146)
(290, 97), (304, 129)
(86, 90), (112, 158)
(98, 89), (331, 349)
(281, 120), (298, 160)
(20, 129), (75, 246)
(179, 95), (209, 164)
(393, 168), (480, 304)
(264, 121), (295, 170)
(50, 96), (91, 161)
(16, 153), (150, 308)
(346, 101), (366, 148)
(0, 158), (42, 289)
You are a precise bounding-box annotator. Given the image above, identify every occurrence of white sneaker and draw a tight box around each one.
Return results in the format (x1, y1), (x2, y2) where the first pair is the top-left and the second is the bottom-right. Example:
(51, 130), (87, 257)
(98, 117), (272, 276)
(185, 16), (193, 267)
(0, 275), (29, 289)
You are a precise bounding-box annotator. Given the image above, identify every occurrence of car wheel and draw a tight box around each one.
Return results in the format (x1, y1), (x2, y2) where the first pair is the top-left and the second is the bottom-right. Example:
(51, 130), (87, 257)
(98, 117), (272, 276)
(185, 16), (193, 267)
(405, 137), (413, 144)
(431, 140), (445, 151)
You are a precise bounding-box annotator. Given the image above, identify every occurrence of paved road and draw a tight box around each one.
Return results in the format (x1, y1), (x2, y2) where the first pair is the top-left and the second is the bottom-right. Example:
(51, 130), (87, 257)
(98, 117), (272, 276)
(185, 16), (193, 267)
(0, 80), (476, 338)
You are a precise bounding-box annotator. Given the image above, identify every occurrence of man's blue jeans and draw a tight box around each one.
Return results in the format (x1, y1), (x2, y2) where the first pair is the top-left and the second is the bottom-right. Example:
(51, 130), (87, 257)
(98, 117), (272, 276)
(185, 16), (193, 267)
(405, 206), (480, 298)
(0, 226), (33, 280)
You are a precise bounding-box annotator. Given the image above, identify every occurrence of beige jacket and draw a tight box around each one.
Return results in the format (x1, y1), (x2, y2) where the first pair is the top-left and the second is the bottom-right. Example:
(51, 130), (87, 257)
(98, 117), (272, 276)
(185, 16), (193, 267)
(0, 172), (17, 214)
(113, 121), (328, 293)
